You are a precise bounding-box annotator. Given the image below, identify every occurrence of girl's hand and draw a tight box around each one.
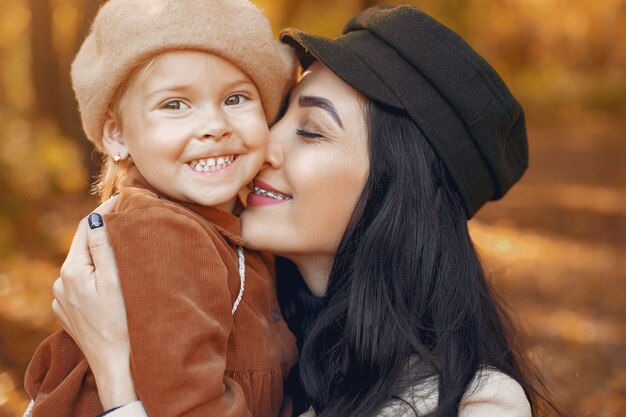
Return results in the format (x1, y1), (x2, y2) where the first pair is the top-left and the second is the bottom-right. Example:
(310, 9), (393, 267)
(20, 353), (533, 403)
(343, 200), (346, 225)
(52, 196), (138, 409)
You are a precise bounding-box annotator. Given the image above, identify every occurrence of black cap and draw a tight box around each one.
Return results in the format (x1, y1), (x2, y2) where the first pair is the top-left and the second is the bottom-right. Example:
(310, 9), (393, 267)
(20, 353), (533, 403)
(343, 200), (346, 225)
(280, 6), (528, 218)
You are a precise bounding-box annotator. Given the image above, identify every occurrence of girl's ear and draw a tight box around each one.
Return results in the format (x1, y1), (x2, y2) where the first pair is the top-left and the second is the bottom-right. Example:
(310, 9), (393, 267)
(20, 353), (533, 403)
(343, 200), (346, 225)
(102, 112), (130, 161)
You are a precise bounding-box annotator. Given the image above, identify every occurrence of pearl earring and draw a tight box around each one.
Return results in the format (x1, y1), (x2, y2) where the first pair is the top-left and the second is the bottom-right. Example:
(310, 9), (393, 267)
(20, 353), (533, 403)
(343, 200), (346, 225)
(113, 153), (122, 164)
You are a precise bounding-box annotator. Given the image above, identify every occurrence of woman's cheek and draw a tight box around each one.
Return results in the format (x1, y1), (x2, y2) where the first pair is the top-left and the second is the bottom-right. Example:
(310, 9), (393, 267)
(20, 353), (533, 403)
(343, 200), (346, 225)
(295, 158), (367, 254)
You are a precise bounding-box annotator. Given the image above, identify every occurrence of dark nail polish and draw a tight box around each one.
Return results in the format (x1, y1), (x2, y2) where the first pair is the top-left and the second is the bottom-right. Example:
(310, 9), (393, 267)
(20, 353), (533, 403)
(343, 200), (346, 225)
(272, 311), (282, 323)
(88, 213), (104, 229)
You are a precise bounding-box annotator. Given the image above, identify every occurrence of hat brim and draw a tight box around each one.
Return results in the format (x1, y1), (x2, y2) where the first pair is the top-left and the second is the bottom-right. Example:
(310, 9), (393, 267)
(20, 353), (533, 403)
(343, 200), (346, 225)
(280, 28), (402, 109)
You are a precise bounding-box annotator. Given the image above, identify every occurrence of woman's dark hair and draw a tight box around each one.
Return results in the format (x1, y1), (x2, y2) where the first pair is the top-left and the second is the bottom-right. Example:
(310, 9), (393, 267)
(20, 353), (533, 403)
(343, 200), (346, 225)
(278, 100), (557, 417)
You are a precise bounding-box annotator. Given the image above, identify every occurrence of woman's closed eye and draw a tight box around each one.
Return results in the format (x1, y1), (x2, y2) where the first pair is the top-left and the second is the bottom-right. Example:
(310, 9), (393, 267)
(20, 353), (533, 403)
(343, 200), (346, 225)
(296, 128), (324, 140)
(160, 99), (190, 111)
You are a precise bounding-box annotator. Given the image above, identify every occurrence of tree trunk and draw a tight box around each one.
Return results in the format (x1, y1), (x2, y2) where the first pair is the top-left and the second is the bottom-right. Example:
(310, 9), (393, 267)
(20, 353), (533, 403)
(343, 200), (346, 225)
(60, 0), (104, 182)
(0, 50), (7, 106)
(29, 0), (64, 120)
(606, 0), (625, 76)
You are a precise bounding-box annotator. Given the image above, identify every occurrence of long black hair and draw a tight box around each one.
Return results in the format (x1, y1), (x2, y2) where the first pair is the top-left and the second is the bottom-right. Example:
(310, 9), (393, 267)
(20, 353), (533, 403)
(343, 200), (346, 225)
(277, 100), (556, 417)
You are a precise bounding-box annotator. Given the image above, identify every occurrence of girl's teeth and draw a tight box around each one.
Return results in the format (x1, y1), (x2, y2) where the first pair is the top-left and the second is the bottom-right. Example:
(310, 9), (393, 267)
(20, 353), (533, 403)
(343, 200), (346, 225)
(189, 155), (235, 172)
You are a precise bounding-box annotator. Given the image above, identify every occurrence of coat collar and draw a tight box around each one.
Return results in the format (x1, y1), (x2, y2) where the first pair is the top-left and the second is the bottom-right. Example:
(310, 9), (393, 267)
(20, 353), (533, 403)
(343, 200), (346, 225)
(122, 167), (245, 246)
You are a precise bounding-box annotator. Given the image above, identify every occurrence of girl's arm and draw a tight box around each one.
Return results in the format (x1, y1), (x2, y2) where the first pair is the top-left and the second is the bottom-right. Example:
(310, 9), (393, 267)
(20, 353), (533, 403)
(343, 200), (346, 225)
(53, 196), (139, 411)
(54, 198), (251, 417)
(104, 202), (249, 417)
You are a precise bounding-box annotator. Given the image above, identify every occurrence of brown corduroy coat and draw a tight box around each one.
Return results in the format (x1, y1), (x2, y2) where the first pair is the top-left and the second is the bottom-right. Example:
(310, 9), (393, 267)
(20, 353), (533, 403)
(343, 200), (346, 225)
(25, 169), (298, 417)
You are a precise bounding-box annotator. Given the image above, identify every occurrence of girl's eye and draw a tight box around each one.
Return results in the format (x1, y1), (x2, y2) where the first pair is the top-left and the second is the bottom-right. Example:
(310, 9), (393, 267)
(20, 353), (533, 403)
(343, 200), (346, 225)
(296, 128), (324, 140)
(225, 94), (246, 106)
(161, 100), (189, 110)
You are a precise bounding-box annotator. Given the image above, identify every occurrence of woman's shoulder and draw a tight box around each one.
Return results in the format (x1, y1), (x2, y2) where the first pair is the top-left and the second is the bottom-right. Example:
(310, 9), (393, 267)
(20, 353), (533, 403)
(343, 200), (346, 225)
(460, 368), (531, 417)
(377, 367), (531, 417)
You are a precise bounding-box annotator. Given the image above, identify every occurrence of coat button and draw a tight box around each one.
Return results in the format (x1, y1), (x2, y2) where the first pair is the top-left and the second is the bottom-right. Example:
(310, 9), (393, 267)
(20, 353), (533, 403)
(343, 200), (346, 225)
(272, 311), (282, 322)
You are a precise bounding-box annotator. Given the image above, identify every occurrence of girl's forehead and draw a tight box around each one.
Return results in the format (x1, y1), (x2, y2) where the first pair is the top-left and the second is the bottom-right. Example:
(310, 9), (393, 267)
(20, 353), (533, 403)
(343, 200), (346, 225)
(133, 51), (252, 94)
(114, 51), (254, 112)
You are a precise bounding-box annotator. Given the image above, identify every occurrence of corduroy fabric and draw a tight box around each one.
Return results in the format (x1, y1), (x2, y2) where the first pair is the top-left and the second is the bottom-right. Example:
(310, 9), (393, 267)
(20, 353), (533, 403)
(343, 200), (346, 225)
(71, 0), (296, 151)
(25, 168), (298, 417)
(280, 5), (528, 218)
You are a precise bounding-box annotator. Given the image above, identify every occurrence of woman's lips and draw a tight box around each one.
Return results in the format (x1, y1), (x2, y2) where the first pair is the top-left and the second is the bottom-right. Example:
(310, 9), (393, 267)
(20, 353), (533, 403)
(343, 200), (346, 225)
(253, 180), (289, 195)
(247, 180), (292, 206)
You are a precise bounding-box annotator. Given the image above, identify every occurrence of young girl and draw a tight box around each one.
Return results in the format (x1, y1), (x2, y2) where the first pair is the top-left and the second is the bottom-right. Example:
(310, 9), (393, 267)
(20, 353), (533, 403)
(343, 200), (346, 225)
(24, 1), (297, 416)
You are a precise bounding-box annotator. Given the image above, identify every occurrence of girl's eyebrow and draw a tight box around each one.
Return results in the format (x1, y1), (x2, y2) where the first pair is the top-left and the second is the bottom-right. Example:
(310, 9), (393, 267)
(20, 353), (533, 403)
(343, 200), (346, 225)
(145, 84), (192, 100)
(145, 79), (256, 100)
(298, 95), (344, 129)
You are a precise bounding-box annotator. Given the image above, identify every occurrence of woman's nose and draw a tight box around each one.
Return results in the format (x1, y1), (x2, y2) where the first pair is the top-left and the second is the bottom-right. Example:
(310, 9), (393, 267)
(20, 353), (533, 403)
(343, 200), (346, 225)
(195, 106), (231, 141)
(263, 121), (285, 170)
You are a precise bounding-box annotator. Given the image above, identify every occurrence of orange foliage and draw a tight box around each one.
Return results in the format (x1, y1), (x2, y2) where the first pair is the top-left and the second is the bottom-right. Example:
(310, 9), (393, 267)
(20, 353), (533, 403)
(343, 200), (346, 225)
(0, 0), (624, 416)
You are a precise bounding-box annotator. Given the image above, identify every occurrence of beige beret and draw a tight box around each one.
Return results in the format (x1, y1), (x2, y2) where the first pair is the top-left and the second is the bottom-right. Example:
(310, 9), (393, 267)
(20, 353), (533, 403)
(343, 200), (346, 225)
(71, 0), (296, 150)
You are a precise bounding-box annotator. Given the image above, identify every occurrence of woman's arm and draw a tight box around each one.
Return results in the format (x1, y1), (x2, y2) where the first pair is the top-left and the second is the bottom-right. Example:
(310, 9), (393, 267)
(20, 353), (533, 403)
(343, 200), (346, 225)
(52, 196), (139, 411)
(97, 402), (147, 417)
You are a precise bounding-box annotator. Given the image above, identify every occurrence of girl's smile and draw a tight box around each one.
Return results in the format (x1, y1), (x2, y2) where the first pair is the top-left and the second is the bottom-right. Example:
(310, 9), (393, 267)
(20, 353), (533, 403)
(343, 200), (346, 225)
(102, 50), (269, 212)
(188, 154), (236, 172)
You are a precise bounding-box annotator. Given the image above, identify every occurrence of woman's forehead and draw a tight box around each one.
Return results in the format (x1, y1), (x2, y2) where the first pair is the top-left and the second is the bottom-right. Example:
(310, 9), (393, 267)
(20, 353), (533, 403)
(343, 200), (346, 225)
(293, 63), (366, 118)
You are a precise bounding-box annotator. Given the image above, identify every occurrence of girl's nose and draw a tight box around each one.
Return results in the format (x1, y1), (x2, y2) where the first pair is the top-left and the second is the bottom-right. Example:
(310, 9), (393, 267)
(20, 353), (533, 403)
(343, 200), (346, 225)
(195, 106), (231, 141)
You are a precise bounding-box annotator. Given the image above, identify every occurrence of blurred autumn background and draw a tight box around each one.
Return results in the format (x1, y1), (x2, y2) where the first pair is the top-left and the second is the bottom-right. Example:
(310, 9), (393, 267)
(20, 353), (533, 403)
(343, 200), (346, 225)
(0, 0), (625, 415)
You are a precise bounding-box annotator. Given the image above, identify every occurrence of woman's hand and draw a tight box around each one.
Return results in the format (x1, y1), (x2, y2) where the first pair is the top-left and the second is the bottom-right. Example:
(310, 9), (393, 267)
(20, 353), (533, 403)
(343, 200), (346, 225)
(52, 196), (138, 409)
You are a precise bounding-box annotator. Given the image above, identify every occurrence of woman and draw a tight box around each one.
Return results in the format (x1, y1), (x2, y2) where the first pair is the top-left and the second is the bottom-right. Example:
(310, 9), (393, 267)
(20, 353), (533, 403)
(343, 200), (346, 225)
(52, 6), (551, 417)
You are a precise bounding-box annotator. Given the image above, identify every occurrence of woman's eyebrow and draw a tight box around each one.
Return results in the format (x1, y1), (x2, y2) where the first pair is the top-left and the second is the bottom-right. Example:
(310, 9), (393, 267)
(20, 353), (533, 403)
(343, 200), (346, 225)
(298, 95), (344, 129)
